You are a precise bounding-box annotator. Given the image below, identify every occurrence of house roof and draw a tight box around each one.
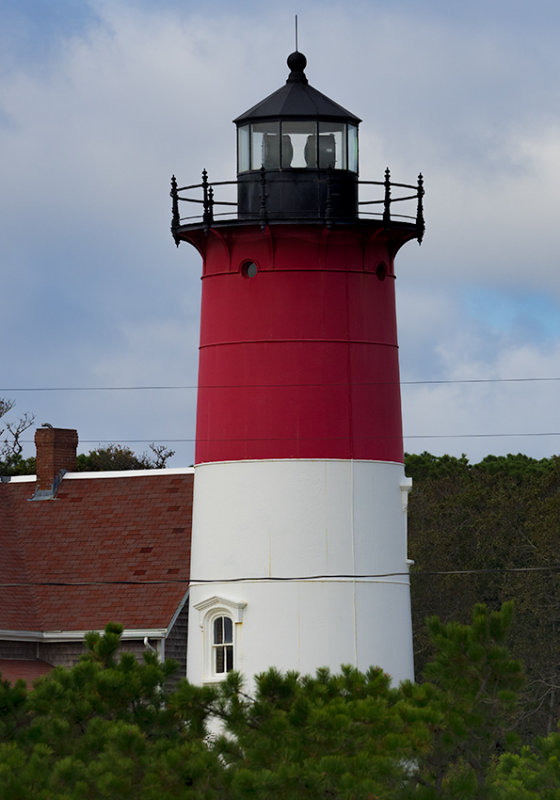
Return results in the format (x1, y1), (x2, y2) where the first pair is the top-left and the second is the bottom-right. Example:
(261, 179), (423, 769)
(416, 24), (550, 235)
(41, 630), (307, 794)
(0, 469), (193, 634)
(0, 659), (53, 687)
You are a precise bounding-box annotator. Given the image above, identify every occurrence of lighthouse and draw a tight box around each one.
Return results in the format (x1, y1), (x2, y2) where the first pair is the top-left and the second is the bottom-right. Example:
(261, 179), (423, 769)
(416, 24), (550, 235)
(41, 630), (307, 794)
(171, 52), (424, 685)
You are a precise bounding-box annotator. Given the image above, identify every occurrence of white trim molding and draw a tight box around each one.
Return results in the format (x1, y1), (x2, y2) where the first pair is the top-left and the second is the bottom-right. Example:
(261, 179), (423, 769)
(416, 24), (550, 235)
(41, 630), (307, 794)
(0, 628), (167, 642)
(193, 596), (247, 682)
(193, 595), (247, 625)
(400, 476), (413, 512)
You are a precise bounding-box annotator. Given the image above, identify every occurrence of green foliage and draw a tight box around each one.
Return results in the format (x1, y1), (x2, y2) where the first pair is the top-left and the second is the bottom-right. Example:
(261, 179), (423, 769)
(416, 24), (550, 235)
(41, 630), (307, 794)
(75, 442), (176, 471)
(415, 603), (525, 798)
(75, 444), (154, 471)
(0, 606), (543, 799)
(1, 454), (36, 475)
(0, 623), (224, 799)
(490, 732), (560, 798)
(403, 451), (555, 484)
(406, 451), (560, 740)
(0, 675), (27, 741)
(1, 443), (175, 475)
(474, 453), (556, 482)
(405, 450), (471, 482)
(0, 393), (175, 474)
(214, 665), (433, 799)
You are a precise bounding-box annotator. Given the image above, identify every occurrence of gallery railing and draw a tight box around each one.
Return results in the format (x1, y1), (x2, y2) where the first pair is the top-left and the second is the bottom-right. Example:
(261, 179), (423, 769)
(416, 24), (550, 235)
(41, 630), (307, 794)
(171, 168), (424, 243)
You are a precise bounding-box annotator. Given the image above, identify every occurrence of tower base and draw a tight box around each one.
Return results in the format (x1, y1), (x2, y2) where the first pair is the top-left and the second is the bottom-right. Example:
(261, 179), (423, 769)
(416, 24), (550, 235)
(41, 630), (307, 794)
(187, 459), (414, 686)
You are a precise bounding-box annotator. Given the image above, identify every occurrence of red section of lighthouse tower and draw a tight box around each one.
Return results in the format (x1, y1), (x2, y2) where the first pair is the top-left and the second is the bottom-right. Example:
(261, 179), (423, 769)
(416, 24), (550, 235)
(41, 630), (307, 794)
(187, 223), (407, 465)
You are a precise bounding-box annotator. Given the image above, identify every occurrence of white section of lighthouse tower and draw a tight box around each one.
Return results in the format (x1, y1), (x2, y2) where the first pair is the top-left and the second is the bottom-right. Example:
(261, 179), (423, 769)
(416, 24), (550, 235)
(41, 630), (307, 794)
(171, 50), (425, 686)
(189, 461), (414, 685)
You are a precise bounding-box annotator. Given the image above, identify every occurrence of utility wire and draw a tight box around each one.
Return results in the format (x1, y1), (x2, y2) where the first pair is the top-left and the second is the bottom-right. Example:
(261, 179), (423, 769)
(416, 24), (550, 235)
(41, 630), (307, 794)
(2, 565), (560, 588)
(15, 432), (560, 445)
(7, 377), (560, 444)
(3, 377), (560, 392)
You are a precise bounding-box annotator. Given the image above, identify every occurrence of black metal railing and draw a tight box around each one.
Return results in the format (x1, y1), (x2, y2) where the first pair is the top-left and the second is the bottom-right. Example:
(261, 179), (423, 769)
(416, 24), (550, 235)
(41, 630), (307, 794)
(171, 168), (424, 243)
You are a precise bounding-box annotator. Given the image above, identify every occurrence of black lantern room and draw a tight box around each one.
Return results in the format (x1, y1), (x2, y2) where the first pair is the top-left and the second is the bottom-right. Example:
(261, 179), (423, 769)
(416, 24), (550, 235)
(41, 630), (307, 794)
(234, 51), (361, 221)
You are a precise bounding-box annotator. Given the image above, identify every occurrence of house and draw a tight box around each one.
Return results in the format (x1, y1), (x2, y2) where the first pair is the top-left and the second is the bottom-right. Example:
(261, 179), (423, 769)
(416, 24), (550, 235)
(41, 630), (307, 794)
(0, 426), (193, 686)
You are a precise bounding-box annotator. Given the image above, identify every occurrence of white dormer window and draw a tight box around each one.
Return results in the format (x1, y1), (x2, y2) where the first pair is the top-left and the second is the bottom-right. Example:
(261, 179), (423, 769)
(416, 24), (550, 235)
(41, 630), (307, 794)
(193, 596), (247, 682)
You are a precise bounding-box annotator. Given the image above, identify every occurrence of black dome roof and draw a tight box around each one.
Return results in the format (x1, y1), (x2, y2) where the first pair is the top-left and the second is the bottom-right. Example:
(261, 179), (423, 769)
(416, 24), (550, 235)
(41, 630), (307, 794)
(234, 52), (360, 125)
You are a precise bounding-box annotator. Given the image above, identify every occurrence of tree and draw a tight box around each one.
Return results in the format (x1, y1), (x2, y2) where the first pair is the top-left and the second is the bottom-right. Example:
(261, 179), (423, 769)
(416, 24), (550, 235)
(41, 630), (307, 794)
(404, 450), (471, 482)
(490, 731), (560, 798)
(0, 623), (224, 799)
(1, 397), (176, 475)
(406, 451), (560, 741)
(411, 602), (524, 798)
(0, 604), (534, 800)
(0, 398), (35, 475)
(75, 442), (175, 472)
(212, 666), (433, 800)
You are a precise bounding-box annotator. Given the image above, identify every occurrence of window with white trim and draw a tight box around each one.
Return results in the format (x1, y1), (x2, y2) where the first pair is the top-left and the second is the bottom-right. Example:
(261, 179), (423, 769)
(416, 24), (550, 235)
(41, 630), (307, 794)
(193, 595), (246, 682)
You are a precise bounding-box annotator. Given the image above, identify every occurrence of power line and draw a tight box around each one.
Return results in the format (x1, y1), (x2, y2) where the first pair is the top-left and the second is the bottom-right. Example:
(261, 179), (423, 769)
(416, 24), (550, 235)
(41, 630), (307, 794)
(15, 432), (560, 446)
(2, 376), (560, 392)
(7, 378), (560, 445)
(405, 432), (560, 440)
(1, 565), (560, 588)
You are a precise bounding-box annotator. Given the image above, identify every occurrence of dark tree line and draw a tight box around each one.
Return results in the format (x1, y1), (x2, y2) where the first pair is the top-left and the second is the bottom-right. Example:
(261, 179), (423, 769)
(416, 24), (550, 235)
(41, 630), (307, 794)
(0, 398), (174, 474)
(406, 451), (560, 740)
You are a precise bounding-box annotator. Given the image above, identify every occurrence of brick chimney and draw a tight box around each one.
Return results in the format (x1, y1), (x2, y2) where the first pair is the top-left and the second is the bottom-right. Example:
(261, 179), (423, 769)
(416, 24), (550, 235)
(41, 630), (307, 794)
(34, 427), (78, 497)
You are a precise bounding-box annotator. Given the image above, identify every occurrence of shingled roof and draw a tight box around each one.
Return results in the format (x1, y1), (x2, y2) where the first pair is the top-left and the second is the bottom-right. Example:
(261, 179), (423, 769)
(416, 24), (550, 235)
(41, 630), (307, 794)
(0, 469), (193, 634)
(0, 658), (53, 687)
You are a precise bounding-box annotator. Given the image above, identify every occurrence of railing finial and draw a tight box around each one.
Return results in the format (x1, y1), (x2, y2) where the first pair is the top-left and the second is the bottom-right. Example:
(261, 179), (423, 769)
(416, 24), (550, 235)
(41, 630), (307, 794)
(383, 167), (391, 227)
(416, 173), (425, 244)
(202, 169), (213, 225)
(170, 174), (180, 247)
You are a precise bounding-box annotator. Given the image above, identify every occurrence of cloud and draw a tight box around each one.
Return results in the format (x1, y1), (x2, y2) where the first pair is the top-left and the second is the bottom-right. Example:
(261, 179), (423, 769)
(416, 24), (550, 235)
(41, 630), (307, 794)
(2, 1), (560, 465)
(403, 340), (560, 462)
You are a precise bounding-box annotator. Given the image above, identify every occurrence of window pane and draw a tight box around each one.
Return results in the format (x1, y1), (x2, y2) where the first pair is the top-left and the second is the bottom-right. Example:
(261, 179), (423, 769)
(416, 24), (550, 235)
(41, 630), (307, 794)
(281, 121), (317, 168)
(281, 134), (294, 168)
(214, 617), (223, 645)
(251, 122), (280, 170)
(318, 122), (346, 169)
(238, 125), (250, 173)
(211, 615), (234, 675)
(348, 124), (358, 173)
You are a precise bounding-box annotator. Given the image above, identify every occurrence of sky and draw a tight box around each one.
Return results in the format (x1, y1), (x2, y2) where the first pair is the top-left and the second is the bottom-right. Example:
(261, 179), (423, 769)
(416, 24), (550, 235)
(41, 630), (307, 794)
(1, 0), (560, 467)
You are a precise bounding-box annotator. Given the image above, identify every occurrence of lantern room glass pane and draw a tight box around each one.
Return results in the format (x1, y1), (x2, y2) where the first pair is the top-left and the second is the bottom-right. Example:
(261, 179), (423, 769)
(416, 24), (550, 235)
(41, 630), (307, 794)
(318, 121), (346, 169)
(238, 125), (250, 173)
(281, 120), (317, 168)
(348, 124), (358, 173)
(251, 121), (280, 170)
